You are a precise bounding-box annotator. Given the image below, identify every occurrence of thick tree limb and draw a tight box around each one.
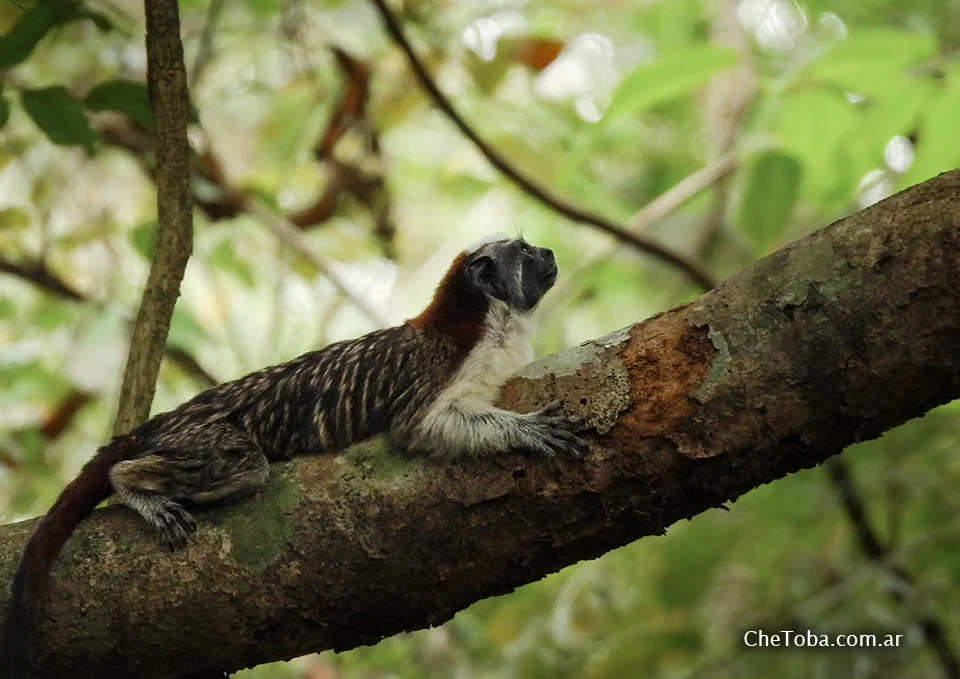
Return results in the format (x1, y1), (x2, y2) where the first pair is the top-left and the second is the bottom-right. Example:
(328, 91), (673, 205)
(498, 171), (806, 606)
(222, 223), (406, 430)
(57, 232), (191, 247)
(2, 170), (960, 677)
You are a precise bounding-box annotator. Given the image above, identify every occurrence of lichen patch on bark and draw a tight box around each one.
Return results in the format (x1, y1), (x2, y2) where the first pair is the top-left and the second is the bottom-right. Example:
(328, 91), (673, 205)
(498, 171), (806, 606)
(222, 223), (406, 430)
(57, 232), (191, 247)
(504, 330), (633, 433)
(213, 467), (300, 570)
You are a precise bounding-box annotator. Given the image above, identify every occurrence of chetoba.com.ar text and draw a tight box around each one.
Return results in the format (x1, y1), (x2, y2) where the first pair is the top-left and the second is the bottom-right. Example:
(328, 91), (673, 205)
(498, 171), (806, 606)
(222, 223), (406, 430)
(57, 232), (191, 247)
(743, 630), (905, 648)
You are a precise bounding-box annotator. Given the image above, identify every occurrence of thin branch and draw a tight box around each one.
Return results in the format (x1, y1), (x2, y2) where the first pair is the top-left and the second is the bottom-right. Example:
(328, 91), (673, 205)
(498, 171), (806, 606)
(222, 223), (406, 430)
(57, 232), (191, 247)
(96, 120), (389, 328)
(695, 0), (755, 260)
(38, 390), (93, 440)
(243, 198), (390, 328)
(627, 152), (738, 233)
(163, 347), (217, 387)
(0, 258), (84, 302)
(0, 450), (19, 471)
(826, 458), (960, 679)
(538, 154), (737, 320)
(0, 390), (94, 471)
(0, 256), (217, 387)
(114, 0), (195, 435)
(367, 0), (716, 291)
(189, 0), (226, 89)
(94, 127), (389, 330)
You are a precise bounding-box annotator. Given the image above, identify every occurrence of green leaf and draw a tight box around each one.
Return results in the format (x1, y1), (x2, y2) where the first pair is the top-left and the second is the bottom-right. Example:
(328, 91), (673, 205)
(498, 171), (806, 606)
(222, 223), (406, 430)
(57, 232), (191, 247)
(32, 296), (74, 330)
(209, 240), (256, 287)
(168, 305), (208, 348)
(0, 0), (112, 69)
(809, 29), (937, 97)
(604, 46), (738, 121)
(0, 206), (32, 258)
(0, 95), (9, 131)
(0, 361), (61, 400)
(736, 151), (802, 252)
(20, 86), (97, 152)
(777, 89), (857, 202)
(130, 221), (158, 260)
(901, 86), (960, 188)
(83, 9), (115, 31)
(845, 79), (930, 180)
(0, 296), (15, 320)
(0, 2), (80, 69)
(246, 0), (279, 16)
(84, 80), (154, 129)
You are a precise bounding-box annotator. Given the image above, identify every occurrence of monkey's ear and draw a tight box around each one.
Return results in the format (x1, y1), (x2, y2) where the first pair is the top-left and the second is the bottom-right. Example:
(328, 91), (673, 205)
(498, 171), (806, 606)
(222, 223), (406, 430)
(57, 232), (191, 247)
(467, 256), (499, 298)
(467, 255), (494, 281)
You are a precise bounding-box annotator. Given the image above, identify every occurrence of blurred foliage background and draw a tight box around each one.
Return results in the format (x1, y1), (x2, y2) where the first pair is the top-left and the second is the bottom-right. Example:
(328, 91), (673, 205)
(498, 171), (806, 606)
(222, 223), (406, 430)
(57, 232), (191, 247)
(2, 0), (960, 677)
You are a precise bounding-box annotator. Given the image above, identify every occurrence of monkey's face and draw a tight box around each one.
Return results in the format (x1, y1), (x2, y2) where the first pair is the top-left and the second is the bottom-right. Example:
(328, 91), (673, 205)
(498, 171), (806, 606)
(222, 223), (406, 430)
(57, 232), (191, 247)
(465, 237), (558, 313)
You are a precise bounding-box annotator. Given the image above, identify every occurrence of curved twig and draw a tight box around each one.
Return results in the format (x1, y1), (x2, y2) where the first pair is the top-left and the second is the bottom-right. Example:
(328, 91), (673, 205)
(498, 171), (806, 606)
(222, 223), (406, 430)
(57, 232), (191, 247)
(368, 0), (716, 291)
(826, 459), (960, 679)
(0, 258), (85, 302)
(243, 199), (390, 328)
(0, 257), (217, 387)
(537, 152), (738, 322)
(189, 0), (226, 89)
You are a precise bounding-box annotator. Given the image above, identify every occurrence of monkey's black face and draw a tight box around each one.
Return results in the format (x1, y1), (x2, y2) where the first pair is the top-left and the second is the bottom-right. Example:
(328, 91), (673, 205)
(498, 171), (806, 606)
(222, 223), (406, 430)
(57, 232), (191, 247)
(465, 236), (558, 312)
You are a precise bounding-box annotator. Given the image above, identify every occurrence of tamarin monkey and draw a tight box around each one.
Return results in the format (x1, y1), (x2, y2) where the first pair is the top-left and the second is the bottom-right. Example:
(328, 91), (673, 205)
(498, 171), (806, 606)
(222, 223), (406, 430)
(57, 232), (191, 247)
(0, 234), (587, 678)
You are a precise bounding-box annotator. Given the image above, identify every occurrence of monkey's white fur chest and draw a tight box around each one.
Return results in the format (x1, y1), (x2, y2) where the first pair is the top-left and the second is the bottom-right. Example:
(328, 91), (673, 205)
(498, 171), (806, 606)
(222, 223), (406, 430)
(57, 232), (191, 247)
(413, 301), (537, 454)
(442, 301), (533, 403)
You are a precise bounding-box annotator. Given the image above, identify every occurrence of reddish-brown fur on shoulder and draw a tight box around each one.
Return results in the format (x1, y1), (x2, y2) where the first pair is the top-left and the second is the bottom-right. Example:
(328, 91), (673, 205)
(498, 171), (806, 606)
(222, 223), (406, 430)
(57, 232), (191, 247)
(409, 252), (488, 357)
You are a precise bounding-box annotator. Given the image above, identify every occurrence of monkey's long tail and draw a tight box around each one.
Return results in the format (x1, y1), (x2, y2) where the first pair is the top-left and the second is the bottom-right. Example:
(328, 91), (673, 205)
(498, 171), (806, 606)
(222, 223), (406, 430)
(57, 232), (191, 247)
(0, 435), (139, 679)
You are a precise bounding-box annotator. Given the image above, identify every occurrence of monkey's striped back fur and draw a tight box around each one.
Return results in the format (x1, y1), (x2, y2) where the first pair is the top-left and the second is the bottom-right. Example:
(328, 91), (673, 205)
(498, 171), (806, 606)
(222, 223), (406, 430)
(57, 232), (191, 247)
(134, 324), (459, 463)
(0, 235), (587, 679)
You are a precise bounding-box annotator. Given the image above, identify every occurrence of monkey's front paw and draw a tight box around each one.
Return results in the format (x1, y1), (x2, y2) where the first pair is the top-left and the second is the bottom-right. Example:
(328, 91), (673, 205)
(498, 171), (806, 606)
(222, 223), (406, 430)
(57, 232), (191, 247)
(156, 501), (198, 550)
(533, 402), (589, 459)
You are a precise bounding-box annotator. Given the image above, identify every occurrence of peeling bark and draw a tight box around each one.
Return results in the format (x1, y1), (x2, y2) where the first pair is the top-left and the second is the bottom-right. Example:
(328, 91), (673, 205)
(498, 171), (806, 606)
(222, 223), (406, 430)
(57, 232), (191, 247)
(2, 170), (960, 678)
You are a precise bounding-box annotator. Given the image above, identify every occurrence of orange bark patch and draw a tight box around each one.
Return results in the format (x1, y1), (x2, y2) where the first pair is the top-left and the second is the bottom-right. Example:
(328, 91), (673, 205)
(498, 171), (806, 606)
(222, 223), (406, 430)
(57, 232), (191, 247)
(613, 307), (715, 439)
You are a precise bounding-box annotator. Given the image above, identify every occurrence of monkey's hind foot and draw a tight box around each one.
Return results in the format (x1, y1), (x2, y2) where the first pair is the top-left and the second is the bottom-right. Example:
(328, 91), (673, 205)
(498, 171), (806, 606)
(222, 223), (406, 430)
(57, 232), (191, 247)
(114, 483), (199, 549)
(152, 500), (198, 550)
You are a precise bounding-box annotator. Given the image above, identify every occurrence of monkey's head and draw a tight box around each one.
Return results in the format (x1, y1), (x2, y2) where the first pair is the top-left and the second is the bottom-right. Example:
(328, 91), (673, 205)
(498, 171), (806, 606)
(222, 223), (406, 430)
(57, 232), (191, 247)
(464, 235), (558, 313)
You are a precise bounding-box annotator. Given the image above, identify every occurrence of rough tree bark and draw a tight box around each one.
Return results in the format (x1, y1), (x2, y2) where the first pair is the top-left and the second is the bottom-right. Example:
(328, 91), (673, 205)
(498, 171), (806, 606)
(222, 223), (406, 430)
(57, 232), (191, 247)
(113, 0), (194, 435)
(1, 169), (959, 678)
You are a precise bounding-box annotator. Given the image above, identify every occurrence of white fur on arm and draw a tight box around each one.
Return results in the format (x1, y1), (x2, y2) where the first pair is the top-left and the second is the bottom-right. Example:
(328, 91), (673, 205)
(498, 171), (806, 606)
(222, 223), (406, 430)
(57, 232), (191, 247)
(413, 397), (541, 457)
(409, 300), (584, 458)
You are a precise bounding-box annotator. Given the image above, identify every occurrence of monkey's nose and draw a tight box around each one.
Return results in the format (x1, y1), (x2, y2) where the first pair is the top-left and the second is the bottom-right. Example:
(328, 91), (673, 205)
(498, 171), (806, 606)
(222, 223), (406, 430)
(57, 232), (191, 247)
(539, 256), (558, 284)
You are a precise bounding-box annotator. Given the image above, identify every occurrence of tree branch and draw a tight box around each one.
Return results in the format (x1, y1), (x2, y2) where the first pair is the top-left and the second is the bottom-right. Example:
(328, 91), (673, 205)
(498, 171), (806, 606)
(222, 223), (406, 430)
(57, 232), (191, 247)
(0, 256), (217, 387)
(96, 125), (389, 329)
(113, 0), (195, 434)
(0, 258), (85, 302)
(3, 169), (960, 677)
(826, 458), (960, 678)
(242, 198), (390, 328)
(540, 152), (738, 317)
(367, 0), (716, 291)
(696, 0), (754, 261)
(188, 0), (225, 89)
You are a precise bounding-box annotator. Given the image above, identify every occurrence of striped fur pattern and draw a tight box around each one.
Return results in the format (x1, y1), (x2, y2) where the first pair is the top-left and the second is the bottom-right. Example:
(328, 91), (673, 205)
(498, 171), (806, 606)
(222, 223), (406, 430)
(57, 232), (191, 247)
(0, 235), (586, 679)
